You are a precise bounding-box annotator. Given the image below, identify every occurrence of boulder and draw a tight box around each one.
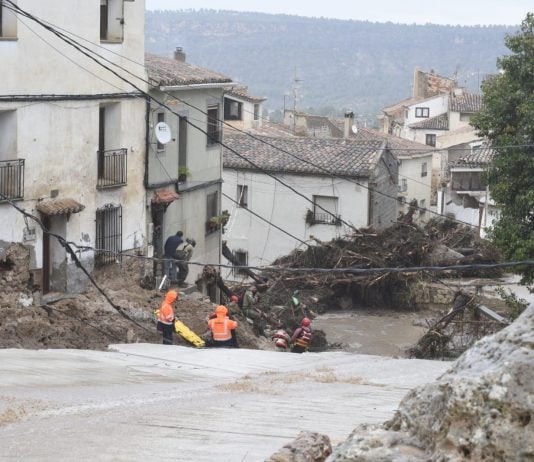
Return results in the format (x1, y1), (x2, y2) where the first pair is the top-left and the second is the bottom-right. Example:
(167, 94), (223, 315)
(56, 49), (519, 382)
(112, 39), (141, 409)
(329, 305), (534, 461)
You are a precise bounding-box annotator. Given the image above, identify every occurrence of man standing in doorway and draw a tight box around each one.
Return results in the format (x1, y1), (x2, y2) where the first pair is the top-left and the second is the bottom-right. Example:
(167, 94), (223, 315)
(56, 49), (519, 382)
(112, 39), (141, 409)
(163, 230), (183, 282)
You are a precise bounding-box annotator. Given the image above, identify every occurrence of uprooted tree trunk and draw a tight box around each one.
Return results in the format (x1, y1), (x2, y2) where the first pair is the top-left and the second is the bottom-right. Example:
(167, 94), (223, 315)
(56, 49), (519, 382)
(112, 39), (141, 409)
(222, 241), (266, 284)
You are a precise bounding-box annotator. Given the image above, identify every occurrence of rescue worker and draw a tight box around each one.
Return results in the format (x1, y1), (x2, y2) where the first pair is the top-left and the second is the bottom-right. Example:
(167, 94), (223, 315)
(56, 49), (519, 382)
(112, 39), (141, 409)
(176, 238), (196, 283)
(207, 305), (238, 348)
(290, 317), (312, 353)
(157, 290), (178, 345)
(272, 329), (291, 352)
(163, 231), (183, 282)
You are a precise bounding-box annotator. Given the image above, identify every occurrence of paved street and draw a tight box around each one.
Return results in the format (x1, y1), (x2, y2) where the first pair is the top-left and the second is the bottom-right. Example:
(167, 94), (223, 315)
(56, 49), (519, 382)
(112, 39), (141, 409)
(0, 345), (449, 461)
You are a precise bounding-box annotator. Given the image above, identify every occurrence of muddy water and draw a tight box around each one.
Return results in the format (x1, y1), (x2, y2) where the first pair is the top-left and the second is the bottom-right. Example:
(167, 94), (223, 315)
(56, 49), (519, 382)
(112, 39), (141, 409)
(313, 310), (429, 358)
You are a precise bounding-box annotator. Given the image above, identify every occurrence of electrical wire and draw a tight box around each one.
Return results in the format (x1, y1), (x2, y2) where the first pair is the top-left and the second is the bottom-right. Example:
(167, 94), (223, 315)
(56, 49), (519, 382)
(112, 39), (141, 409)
(5, 1), (528, 233)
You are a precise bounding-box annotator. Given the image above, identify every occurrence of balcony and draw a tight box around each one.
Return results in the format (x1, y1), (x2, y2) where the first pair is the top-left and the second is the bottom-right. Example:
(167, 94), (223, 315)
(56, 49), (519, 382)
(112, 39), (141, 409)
(97, 148), (127, 189)
(0, 159), (25, 201)
(306, 209), (342, 226)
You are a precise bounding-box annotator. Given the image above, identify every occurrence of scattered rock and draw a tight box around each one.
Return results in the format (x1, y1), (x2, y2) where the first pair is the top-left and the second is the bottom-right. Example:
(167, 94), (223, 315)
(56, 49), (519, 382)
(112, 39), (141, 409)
(266, 431), (332, 462)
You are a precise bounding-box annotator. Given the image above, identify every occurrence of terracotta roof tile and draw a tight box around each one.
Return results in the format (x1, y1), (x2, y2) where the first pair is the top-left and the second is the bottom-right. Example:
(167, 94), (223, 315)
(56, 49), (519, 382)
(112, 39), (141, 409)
(351, 127), (434, 157)
(145, 53), (232, 87)
(36, 198), (85, 216)
(225, 86), (266, 103)
(223, 134), (383, 177)
(449, 93), (484, 113)
(409, 113), (449, 130)
(450, 146), (494, 168)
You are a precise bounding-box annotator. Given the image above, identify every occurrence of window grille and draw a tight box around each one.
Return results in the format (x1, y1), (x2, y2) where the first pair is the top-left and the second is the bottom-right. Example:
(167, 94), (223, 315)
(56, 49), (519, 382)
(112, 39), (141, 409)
(95, 204), (122, 266)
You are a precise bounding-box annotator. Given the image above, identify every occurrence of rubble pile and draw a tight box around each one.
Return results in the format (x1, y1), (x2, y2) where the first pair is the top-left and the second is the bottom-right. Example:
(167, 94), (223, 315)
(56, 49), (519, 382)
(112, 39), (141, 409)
(262, 219), (500, 312)
(325, 305), (534, 461)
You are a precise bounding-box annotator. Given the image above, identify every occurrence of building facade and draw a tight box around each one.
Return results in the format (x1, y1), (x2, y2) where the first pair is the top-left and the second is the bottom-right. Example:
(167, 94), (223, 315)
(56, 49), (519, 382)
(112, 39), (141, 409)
(145, 50), (234, 287)
(0, 0), (147, 294)
(221, 135), (398, 279)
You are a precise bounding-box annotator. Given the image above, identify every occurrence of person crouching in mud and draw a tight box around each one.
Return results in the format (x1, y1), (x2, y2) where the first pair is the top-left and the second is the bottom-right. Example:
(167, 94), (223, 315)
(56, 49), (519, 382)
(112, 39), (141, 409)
(290, 317), (312, 353)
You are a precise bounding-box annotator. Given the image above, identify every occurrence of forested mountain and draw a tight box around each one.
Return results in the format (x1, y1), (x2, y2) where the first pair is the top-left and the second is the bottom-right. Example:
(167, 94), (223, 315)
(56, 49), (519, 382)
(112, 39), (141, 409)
(146, 9), (514, 122)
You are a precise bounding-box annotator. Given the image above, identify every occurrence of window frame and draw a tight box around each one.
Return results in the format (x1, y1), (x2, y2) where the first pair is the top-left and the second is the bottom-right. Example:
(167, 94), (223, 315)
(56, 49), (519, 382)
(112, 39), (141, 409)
(207, 105), (221, 146)
(156, 112), (165, 152)
(425, 134), (436, 147)
(237, 184), (248, 207)
(233, 250), (248, 276)
(95, 204), (122, 266)
(415, 107), (430, 118)
(421, 162), (428, 178)
(312, 195), (340, 225)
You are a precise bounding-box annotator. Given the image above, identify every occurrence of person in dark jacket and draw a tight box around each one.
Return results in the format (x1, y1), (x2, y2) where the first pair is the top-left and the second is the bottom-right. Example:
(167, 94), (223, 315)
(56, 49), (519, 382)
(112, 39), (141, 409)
(291, 317), (312, 353)
(163, 231), (183, 282)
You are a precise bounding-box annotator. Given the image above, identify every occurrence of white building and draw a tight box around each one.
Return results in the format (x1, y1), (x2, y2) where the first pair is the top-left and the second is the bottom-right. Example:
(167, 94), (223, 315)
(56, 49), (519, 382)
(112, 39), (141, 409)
(0, 0), (147, 294)
(222, 134), (398, 278)
(224, 86), (265, 132)
(145, 50), (235, 288)
(439, 146), (497, 236)
(352, 126), (434, 223)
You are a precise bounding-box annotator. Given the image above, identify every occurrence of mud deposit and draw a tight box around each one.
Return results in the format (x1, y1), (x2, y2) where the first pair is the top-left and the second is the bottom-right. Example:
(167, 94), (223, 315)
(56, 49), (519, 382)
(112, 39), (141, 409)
(313, 310), (429, 357)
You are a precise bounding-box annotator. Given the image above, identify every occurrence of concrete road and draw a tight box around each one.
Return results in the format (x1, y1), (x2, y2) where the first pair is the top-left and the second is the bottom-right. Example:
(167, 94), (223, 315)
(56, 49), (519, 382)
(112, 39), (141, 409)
(0, 345), (450, 461)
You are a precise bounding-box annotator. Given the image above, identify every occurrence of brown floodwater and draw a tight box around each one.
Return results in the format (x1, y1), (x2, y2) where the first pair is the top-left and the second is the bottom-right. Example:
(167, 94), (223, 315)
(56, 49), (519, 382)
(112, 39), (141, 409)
(313, 310), (429, 357)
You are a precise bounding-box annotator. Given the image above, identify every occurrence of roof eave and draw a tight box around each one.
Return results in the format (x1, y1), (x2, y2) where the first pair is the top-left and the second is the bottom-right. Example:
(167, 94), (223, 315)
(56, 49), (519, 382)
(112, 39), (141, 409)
(160, 82), (236, 91)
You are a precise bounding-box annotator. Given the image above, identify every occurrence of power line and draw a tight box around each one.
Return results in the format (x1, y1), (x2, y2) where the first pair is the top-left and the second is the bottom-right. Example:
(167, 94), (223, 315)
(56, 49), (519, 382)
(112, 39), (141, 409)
(0, 192), (153, 335)
(2, 1), (361, 232)
(222, 192), (310, 247)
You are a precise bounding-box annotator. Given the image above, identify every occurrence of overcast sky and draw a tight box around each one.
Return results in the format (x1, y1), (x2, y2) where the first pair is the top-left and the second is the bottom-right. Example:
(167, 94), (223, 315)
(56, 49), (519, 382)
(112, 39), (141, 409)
(145, 0), (531, 26)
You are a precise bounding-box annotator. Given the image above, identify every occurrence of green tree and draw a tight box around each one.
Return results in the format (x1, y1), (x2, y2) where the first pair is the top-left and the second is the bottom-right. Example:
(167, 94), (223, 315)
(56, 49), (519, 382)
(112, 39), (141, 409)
(471, 13), (534, 284)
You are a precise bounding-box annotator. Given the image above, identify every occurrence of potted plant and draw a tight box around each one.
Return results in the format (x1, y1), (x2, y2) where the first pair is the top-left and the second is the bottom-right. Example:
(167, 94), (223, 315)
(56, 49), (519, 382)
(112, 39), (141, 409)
(178, 166), (191, 183)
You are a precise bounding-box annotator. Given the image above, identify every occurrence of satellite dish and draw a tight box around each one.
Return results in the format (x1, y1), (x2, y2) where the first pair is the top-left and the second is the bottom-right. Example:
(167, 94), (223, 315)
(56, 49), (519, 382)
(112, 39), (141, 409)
(351, 124), (358, 134)
(155, 122), (172, 145)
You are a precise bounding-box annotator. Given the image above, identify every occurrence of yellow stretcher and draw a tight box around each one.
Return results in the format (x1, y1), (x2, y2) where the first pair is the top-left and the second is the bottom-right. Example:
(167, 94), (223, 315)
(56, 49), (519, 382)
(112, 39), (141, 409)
(174, 319), (205, 348)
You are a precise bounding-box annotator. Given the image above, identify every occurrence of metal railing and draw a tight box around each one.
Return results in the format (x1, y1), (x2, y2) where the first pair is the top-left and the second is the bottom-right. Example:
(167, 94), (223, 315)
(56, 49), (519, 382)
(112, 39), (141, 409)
(97, 148), (127, 189)
(313, 212), (342, 226)
(0, 159), (25, 201)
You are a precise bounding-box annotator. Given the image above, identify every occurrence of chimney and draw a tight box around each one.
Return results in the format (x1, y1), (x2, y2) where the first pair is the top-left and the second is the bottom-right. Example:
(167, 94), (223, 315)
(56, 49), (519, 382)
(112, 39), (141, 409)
(174, 47), (186, 62)
(344, 111), (354, 139)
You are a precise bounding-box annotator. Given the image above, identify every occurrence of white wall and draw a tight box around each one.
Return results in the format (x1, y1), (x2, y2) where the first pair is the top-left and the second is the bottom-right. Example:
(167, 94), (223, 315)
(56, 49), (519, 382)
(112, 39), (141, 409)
(222, 170), (369, 277)
(398, 153), (433, 221)
(0, 0), (147, 293)
(404, 95), (448, 126)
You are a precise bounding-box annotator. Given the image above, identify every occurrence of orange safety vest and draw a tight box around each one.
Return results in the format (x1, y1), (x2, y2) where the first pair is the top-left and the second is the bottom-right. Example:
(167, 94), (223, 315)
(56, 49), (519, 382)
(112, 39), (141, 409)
(158, 290), (177, 324)
(208, 316), (237, 341)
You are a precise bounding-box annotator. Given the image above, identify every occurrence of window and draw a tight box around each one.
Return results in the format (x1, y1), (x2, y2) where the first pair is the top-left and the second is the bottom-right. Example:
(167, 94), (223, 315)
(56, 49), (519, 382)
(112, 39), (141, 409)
(97, 104), (127, 188)
(421, 162), (428, 177)
(398, 178), (407, 192)
(224, 99), (242, 120)
(156, 112), (165, 151)
(253, 104), (260, 121)
(426, 134), (436, 147)
(95, 204), (122, 266)
(100, 0), (123, 42)
(206, 191), (219, 234)
(233, 250), (248, 276)
(207, 106), (220, 146)
(237, 184), (248, 207)
(415, 107), (429, 118)
(178, 116), (188, 172)
(312, 195), (340, 225)
(419, 199), (426, 216)
(0, 1), (17, 38)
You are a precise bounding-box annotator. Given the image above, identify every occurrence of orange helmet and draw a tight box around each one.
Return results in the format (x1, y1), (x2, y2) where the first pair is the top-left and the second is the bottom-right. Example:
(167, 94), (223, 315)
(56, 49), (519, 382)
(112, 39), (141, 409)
(301, 317), (311, 327)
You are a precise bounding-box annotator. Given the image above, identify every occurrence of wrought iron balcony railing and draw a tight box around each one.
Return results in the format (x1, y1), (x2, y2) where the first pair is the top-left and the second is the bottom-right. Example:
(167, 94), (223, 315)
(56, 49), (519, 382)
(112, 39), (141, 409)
(97, 148), (127, 189)
(0, 159), (25, 201)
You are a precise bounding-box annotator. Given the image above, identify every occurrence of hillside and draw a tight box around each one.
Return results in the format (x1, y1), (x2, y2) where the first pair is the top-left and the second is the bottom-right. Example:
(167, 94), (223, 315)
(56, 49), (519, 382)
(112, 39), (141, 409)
(146, 9), (515, 121)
